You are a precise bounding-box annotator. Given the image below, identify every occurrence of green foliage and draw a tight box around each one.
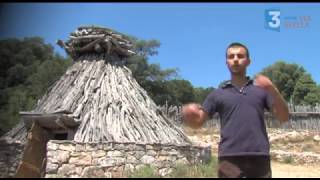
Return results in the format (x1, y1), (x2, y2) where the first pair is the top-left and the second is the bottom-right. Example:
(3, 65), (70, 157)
(193, 87), (214, 104)
(134, 39), (160, 57)
(126, 38), (216, 106)
(283, 156), (294, 164)
(170, 156), (218, 178)
(127, 165), (160, 178)
(260, 61), (306, 101)
(166, 79), (195, 105)
(126, 39), (177, 85)
(259, 61), (320, 105)
(0, 37), (72, 135)
(127, 39), (193, 106)
(292, 73), (320, 105)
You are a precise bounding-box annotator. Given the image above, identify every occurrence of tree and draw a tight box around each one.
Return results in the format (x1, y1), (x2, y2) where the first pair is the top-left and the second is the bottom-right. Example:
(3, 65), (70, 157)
(292, 73), (320, 106)
(126, 39), (180, 106)
(166, 79), (195, 105)
(193, 87), (214, 104)
(303, 86), (320, 106)
(0, 37), (72, 135)
(260, 61), (306, 101)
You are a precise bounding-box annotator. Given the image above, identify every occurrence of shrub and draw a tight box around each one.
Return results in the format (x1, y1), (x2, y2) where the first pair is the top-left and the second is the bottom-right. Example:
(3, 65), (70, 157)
(169, 156), (218, 178)
(283, 156), (294, 164)
(126, 165), (160, 178)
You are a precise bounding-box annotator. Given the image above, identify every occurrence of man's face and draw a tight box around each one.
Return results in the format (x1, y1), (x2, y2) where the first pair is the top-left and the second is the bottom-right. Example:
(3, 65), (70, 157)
(226, 46), (250, 74)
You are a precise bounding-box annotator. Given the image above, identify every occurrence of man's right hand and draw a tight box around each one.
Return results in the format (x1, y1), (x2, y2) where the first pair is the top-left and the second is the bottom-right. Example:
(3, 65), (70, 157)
(181, 103), (206, 129)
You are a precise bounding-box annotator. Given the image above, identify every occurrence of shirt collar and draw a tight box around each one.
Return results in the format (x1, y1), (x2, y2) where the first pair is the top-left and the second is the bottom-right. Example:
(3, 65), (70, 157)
(220, 76), (253, 89)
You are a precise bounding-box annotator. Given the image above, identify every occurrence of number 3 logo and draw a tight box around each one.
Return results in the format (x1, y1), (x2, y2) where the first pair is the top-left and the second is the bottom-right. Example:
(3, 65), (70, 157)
(265, 9), (281, 32)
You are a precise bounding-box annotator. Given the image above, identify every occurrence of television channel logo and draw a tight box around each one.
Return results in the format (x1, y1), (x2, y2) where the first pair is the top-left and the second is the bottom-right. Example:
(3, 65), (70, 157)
(265, 9), (281, 32)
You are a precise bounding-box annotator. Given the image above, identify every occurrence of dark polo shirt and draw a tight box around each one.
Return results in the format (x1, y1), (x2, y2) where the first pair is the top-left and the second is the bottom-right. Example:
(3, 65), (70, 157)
(202, 77), (273, 157)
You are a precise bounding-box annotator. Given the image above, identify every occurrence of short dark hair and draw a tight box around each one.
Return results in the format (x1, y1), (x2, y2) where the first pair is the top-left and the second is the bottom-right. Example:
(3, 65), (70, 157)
(226, 42), (250, 59)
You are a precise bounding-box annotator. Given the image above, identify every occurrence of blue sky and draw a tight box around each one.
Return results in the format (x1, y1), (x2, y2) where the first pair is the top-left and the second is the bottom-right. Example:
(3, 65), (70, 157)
(1, 3), (319, 88)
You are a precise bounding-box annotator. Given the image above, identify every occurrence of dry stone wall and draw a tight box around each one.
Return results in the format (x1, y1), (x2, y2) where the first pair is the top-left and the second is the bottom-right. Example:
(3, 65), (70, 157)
(45, 140), (211, 178)
(0, 138), (24, 178)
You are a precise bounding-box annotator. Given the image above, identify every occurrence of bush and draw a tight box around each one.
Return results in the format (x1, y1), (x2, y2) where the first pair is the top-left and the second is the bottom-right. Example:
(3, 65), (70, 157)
(283, 156), (294, 164)
(126, 165), (160, 178)
(170, 156), (218, 178)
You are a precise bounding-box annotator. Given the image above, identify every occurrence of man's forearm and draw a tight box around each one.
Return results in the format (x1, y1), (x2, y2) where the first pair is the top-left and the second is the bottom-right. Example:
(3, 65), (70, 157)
(269, 88), (289, 123)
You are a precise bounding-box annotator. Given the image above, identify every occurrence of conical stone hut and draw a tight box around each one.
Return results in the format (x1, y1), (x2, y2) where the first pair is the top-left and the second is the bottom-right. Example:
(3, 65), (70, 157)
(0, 25), (211, 178)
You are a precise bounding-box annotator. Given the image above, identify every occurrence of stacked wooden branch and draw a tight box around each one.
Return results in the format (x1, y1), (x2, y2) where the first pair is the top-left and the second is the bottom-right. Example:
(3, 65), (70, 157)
(31, 55), (191, 145)
(1, 121), (27, 143)
(56, 25), (136, 60)
(20, 111), (79, 131)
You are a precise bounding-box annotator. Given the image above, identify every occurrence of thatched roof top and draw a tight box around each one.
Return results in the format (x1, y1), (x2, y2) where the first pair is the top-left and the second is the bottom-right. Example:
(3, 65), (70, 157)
(56, 25), (135, 59)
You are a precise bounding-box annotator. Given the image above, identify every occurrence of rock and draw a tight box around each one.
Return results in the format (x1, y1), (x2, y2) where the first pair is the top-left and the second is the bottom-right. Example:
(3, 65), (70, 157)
(70, 151), (81, 157)
(146, 150), (157, 156)
(86, 144), (98, 151)
(46, 163), (59, 174)
(114, 157), (126, 165)
(75, 144), (86, 152)
(47, 150), (58, 159)
(176, 157), (189, 165)
(140, 155), (155, 164)
(146, 145), (154, 150)
(126, 155), (139, 164)
(56, 151), (70, 164)
(45, 174), (59, 178)
(47, 142), (59, 151)
(114, 143), (126, 149)
(107, 150), (123, 157)
(82, 166), (105, 178)
(75, 167), (83, 175)
(159, 167), (172, 177)
(59, 144), (76, 152)
(158, 155), (170, 161)
(69, 154), (92, 165)
(57, 164), (76, 176)
(159, 150), (169, 156)
(168, 149), (179, 156)
(287, 131), (304, 142)
(70, 175), (80, 178)
(94, 157), (116, 167)
(313, 135), (320, 142)
(103, 144), (113, 151)
(104, 172), (112, 178)
(135, 164), (147, 171)
(134, 151), (145, 159)
(124, 164), (135, 173)
(92, 150), (106, 158)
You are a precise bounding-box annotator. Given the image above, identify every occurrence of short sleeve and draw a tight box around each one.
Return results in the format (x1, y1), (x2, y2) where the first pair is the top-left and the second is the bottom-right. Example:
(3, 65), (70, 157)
(202, 90), (218, 118)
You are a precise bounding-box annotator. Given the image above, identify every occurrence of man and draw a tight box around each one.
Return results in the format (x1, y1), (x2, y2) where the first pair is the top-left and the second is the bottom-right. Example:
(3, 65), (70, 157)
(182, 42), (289, 178)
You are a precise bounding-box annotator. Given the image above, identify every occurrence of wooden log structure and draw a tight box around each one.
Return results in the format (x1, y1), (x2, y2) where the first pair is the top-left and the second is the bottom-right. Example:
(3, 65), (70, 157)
(31, 58), (191, 145)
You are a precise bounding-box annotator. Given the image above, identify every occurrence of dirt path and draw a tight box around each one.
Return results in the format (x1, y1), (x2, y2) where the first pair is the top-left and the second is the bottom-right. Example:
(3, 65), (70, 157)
(271, 161), (320, 178)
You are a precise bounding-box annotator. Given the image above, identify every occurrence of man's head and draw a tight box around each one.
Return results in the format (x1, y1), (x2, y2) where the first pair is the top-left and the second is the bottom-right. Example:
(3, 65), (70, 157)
(226, 42), (251, 75)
